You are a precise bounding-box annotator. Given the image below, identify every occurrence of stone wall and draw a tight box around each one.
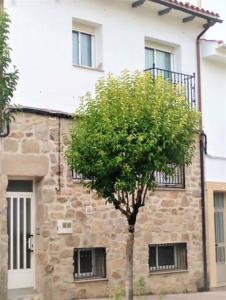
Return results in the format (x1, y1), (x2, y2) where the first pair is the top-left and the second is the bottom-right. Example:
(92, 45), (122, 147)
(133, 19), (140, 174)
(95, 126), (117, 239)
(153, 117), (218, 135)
(1, 112), (203, 300)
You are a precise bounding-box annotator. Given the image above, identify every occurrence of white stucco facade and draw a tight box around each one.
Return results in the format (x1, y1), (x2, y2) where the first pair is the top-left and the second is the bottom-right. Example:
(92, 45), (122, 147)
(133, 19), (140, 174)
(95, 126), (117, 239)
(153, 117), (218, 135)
(201, 40), (226, 182)
(5, 0), (208, 113)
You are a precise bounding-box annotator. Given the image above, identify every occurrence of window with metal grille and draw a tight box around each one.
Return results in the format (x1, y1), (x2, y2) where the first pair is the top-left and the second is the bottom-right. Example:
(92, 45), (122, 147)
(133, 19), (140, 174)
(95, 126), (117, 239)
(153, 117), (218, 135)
(154, 166), (185, 189)
(73, 248), (106, 280)
(71, 170), (91, 181)
(149, 243), (187, 272)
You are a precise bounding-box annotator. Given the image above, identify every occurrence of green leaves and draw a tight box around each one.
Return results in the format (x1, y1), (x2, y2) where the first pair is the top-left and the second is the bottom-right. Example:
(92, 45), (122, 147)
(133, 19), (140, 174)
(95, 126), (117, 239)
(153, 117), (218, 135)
(66, 71), (200, 203)
(0, 9), (19, 134)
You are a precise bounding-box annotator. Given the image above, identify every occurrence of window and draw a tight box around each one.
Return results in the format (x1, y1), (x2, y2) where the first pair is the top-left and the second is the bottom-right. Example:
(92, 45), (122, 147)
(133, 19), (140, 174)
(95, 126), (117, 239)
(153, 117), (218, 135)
(71, 170), (90, 181)
(154, 166), (185, 189)
(149, 243), (187, 272)
(72, 170), (84, 180)
(73, 248), (106, 280)
(72, 30), (93, 67)
(7, 180), (33, 192)
(145, 47), (171, 71)
(72, 20), (103, 70)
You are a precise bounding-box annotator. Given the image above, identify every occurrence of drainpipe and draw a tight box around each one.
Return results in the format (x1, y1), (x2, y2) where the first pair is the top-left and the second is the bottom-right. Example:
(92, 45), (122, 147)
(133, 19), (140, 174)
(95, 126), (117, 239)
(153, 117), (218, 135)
(196, 20), (215, 292)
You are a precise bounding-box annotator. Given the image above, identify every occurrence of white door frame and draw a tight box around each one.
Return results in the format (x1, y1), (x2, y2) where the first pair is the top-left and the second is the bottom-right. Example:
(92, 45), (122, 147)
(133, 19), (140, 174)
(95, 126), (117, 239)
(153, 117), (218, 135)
(7, 190), (35, 289)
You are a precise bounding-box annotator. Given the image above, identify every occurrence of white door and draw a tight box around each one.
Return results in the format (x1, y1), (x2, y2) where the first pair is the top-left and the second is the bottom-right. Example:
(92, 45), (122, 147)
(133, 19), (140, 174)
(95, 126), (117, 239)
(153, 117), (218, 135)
(7, 192), (35, 289)
(214, 192), (226, 285)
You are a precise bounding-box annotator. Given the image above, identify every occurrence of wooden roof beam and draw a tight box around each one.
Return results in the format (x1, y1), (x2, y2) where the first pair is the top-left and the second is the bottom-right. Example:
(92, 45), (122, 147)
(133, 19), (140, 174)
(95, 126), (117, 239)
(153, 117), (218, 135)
(158, 7), (172, 16)
(183, 15), (196, 23)
(132, 0), (146, 8)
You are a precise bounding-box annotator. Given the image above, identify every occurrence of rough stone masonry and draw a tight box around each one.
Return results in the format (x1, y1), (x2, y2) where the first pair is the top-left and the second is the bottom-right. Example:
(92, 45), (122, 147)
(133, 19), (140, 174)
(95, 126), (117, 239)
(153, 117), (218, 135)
(0, 111), (203, 300)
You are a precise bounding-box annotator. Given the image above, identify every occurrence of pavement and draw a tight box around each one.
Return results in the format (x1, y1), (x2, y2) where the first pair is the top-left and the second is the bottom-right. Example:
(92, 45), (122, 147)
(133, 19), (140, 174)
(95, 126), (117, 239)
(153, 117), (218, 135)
(144, 291), (226, 299)
(87, 291), (226, 300)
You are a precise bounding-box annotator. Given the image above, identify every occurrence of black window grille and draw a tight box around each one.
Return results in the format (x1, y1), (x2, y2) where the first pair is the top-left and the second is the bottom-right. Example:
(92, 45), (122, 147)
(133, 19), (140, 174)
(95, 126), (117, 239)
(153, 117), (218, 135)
(154, 166), (185, 189)
(145, 65), (196, 108)
(149, 243), (187, 272)
(73, 248), (106, 280)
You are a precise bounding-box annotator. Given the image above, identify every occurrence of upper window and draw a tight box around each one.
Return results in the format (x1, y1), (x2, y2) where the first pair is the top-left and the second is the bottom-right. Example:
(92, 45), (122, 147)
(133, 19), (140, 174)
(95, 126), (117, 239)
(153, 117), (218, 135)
(72, 19), (103, 70)
(145, 39), (174, 71)
(73, 248), (106, 280)
(72, 30), (93, 67)
(145, 47), (171, 71)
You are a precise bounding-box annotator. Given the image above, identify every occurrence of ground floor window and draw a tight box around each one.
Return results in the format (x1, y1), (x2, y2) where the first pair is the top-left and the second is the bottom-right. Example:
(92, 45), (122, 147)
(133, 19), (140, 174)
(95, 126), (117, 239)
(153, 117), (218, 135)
(73, 248), (106, 279)
(149, 243), (187, 272)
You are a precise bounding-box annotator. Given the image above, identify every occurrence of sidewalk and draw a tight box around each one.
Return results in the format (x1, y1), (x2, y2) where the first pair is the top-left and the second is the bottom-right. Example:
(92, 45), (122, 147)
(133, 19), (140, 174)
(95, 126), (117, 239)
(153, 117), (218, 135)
(145, 291), (226, 299)
(85, 291), (226, 300)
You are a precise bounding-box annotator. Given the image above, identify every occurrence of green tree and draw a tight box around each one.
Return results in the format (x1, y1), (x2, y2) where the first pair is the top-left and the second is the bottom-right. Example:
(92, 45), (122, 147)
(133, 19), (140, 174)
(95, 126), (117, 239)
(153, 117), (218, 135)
(66, 71), (199, 300)
(0, 9), (18, 135)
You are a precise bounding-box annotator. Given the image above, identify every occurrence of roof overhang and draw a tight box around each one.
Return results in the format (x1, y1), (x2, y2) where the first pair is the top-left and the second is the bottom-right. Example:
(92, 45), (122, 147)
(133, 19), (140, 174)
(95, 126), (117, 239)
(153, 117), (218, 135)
(132, 0), (223, 26)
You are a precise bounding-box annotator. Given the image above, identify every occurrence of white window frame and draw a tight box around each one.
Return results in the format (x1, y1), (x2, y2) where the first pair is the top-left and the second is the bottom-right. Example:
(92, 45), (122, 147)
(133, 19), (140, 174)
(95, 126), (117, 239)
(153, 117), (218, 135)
(145, 40), (175, 71)
(72, 22), (96, 68)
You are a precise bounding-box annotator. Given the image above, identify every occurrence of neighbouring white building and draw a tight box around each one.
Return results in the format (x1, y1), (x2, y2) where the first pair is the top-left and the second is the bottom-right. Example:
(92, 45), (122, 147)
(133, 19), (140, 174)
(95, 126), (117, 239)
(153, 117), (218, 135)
(200, 39), (226, 288)
(0, 1), (224, 300)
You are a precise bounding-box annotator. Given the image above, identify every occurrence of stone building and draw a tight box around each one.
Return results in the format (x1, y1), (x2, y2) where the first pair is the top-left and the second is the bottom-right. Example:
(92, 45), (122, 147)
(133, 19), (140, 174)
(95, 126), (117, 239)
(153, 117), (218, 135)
(0, 0), (223, 299)
(2, 108), (203, 300)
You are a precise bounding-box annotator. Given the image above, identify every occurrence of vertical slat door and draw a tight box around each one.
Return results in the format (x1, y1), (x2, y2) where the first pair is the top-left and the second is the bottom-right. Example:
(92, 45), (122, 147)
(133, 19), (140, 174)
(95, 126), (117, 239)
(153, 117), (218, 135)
(7, 194), (34, 289)
(214, 192), (226, 284)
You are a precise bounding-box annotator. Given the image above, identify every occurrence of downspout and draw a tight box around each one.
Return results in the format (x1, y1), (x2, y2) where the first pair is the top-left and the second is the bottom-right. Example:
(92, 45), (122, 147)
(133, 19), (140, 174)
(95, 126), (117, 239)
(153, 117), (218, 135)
(196, 20), (215, 292)
(56, 116), (61, 192)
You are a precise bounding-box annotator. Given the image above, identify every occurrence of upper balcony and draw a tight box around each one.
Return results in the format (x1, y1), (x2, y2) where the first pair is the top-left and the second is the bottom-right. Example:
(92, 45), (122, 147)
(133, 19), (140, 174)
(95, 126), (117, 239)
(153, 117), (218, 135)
(145, 65), (196, 109)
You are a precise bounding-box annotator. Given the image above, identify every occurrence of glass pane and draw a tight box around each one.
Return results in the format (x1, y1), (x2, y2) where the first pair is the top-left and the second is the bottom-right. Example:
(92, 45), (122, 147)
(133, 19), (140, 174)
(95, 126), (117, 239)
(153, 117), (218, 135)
(20, 198), (24, 269)
(26, 198), (31, 269)
(73, 250), (78, 277)
(80, 249), (93, 274)
(214, 192), (224, 209)
(158, 245), (175, 267)
(145, 48), (154, 69)
(7, 198), (11, 269)
(156, 50), (171, 71)
(13, 198), (17, 269)
(95, 248), (106, 277)
(81, 33), (92, 67)
(149, 246), (156, 268)
(7, 180), (33, 192)
(72, 31), (79, 65)
(176, 244), (187, 269)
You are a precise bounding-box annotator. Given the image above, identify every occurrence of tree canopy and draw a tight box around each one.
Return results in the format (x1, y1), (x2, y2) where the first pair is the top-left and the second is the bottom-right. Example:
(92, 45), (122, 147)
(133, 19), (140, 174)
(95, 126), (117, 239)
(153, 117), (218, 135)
(66, 71), (199, 228)
(0, 9), (18, 135)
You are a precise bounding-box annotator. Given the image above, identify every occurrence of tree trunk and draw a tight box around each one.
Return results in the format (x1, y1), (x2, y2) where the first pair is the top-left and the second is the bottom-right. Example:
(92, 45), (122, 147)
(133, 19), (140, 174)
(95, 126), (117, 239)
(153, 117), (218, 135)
(125, 226), (134, 300)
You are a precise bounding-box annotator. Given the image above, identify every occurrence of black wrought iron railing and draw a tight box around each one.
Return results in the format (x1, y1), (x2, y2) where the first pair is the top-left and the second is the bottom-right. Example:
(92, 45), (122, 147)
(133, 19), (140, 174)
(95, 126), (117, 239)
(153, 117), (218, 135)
(145, 65), (196, 108)
(154, 166), (185, 189)
(72, 168), (185, 188)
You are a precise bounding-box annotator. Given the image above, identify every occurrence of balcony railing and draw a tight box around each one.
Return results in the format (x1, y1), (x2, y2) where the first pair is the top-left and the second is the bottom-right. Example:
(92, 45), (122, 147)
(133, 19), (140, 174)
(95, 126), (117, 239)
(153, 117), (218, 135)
(154, 166), (185, 189)
(145, 66), (196, 108)
(72, 167), (185, 189)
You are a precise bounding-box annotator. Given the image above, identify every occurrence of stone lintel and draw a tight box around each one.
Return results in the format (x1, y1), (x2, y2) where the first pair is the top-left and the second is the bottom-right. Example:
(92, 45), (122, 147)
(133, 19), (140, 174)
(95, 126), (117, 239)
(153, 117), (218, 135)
(2, 154), (49, 177)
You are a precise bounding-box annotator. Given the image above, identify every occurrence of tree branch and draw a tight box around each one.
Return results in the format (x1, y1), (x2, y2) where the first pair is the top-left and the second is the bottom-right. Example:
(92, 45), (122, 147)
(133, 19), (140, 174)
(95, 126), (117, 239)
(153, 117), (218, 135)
(113, 198), (130, 218)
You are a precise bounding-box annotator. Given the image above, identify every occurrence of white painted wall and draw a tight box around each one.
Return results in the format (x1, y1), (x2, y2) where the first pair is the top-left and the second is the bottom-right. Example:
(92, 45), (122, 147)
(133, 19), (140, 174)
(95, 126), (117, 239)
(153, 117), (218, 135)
(201, 41), (226, 182)
(5, 0), (205, 113)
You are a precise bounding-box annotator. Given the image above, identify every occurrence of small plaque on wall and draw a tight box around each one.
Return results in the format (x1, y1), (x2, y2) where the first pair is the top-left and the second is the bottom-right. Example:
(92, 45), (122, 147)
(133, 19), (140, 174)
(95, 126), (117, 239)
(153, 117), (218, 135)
(57, 220), (73, 234)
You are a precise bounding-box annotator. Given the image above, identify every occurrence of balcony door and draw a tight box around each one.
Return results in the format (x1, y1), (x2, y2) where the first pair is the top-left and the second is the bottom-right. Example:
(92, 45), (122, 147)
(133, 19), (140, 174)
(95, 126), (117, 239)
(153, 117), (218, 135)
(7, 180), (35, 289)
(214, 192), (226, 285)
